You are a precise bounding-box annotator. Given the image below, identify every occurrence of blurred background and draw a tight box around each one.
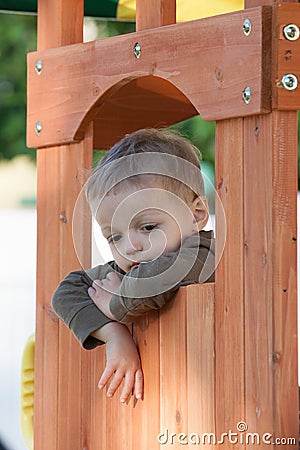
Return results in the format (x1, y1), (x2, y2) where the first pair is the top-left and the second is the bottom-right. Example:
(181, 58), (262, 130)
(0, 6), (298, 449)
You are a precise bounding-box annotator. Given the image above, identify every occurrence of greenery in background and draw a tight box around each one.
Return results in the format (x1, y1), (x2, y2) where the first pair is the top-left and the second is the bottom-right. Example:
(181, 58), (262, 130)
(0, 12), (298, 188)
(0, 13), (36, 160)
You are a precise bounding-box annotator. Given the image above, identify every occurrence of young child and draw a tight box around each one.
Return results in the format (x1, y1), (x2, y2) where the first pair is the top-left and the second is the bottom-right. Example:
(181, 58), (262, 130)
(52, 128), (215, 403)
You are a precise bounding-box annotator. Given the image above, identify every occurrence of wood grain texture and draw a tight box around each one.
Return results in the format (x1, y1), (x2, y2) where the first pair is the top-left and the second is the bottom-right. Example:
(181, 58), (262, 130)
(27, 7), (270, 148)
(37, 0), (83, 50)
(246, 0), (297, 6)
(34, 138), (93, 449)
(34, 147), (61, 450)
(187, 284), (215, 445)
(159, 290), (188, 450)
(34, 3), (90, 445)
(132, 312), (161, 450)
(136, 0), (176, 31)
(243, 115), (274, 442)
(272, 111), (298, 444)
(215, 119), (245, 449)
(273, 3), (300, 110)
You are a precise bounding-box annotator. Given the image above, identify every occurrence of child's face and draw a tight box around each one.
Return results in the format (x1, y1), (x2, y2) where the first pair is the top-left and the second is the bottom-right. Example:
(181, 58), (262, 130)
(96, 184), (208, 273)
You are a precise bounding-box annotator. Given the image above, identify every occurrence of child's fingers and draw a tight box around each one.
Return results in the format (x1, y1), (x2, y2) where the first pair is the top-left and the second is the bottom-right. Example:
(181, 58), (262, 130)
(88, 286), (95, 299)
(106, 370), (126, 399)
(92, 279), (102, 289)
(119, 372), (135, 404)
(134, 369), (144, 400)
(98, 365), (115, 390)
(106, 272), (121, 282)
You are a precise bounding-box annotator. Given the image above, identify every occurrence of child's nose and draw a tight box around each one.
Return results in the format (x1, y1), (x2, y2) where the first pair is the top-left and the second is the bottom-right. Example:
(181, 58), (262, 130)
(123, 231), (143, 255)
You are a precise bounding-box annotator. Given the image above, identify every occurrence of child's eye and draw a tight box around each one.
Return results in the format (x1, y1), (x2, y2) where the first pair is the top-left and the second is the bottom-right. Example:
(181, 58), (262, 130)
(141, 224), (157, 232)
(107, 234), (121, 244)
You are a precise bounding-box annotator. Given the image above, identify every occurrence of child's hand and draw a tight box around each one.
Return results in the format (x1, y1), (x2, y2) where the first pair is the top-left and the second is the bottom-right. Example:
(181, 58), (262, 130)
(92, 322), (144, 403)
(88, 272), (122, 320)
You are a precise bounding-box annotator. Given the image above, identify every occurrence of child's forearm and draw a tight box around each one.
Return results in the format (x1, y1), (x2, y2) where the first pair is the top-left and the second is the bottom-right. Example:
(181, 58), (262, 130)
(91, 321), (128, 343)
(52, 268), (115, 349)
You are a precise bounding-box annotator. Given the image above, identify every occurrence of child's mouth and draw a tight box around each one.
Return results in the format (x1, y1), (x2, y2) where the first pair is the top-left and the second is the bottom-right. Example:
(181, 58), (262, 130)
(131, 262), (141, 268)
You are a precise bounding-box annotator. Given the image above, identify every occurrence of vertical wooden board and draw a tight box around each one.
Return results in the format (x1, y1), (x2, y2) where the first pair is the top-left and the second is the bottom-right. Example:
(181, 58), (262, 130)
(272, 111), (298, 444)
(243, 115), (274, 442)
(159, 289), (188, 449)
(132, 312), (161, 450)
(85, 346), (108, 450)
(105, 386), (133, 450)
(34, 148), (61, 450)
(56, 139), (92, 448)
(136, 0), (176, 30)
(34, 1), (85, 449)
(215, 119), (245, 448)
(37, 0), (83, 50)
(186, 284), (215, 448)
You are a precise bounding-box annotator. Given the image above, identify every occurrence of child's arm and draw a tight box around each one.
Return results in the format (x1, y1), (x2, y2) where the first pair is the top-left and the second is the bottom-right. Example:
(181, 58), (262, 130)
(51, 262), (124, 349)
(91, 322), (143, 403)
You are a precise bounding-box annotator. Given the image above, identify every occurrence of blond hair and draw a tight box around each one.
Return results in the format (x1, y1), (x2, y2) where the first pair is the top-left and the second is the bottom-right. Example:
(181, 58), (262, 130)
(86, 128), (205, 209)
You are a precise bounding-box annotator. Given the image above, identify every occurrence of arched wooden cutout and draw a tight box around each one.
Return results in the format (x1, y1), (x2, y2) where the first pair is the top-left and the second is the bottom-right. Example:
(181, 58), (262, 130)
(80, 75), (198, 149)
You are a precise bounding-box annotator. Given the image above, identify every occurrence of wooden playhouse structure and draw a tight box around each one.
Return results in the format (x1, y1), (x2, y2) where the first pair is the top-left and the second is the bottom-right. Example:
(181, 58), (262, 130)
(27, 0), (298, 448)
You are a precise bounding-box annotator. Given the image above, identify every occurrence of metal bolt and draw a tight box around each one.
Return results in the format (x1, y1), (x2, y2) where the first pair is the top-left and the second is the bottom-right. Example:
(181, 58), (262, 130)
(134, 43), (141, 59)
(59, 213), (67, 223)
(242, 86), (251, 104)
(35, 121), (42, 135)
(281, 73), (298, 91)
(243, 19), (252, 36)
(35, 60), (43, 75)
(283, 24), (300, 41)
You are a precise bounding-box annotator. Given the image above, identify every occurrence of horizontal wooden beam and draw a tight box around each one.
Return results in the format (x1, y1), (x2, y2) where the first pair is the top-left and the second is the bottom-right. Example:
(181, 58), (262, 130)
(27, 6), (271, 148)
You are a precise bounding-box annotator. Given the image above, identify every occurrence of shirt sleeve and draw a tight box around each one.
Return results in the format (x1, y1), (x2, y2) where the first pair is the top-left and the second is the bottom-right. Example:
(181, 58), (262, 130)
(109, 231), (215, 323)
(52, 264), (118, 349)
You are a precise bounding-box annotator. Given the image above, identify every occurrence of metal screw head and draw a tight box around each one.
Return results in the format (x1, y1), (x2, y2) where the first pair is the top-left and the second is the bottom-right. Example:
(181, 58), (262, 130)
(283, 24), (300, 41)
(242, 86), (251, 104)
(243, 19), (252, 36)
(35, 60), (43, 75)
(35, 121), (42, 135)
(281, 73), (298, 91)
(134, 43), (141, 59)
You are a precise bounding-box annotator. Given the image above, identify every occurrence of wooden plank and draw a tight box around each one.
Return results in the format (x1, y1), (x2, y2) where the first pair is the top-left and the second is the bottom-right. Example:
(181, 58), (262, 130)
(74, 124), (94, 449)
(187, 284), (215, 448)
(243, 112), (298, 447)
(34, 148), (61, 450)
(34, 1), (86, 447)
(82, 346), (107, 450)
(105, 386), (133, 450)
(37, 0), (83, 50)
(159, 289), (188, 449)
(27, 7), (271, 148)
(57, 139), (93, 449)
(245, 0), (297, 6)
(272, 111), (298, 445)
(215, 119), (245, 449)
(136, 0), (176, 30)
(34, 138), (93, 449)
(132, 312), (161, 450)
(243, 115), (274, 443)
(273, 3), (300, 110)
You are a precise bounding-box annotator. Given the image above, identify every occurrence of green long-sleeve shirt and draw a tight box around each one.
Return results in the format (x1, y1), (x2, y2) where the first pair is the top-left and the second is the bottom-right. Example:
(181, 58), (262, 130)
(52, 230), (215, 349)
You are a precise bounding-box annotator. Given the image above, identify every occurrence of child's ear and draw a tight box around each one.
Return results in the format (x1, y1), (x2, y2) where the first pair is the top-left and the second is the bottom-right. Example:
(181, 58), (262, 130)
(192, 196), (209, 230)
